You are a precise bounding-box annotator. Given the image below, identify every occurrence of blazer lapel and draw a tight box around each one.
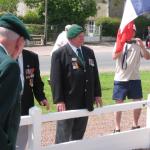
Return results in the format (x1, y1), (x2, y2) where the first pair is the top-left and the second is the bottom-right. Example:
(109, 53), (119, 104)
(66, 44), (85, 68)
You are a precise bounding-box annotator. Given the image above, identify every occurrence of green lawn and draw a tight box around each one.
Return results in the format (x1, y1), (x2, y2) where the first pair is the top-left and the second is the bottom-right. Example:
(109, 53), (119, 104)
(35, 71), (150, 113)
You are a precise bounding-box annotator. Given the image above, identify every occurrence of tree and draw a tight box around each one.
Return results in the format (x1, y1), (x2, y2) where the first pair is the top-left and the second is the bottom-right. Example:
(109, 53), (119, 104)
(24, 0), (42, 8)
(24, 0), (97, 26)
(0, 0), (19, 13)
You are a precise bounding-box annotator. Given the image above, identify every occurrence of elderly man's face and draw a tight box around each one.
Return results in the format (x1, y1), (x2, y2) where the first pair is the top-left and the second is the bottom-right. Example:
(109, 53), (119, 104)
(12, 36), (25, 59)
(70, 32), (84, 47)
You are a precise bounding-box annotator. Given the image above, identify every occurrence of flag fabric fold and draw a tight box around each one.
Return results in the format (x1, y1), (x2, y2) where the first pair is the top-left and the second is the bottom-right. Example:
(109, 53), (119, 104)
(114, 0), (150, 53)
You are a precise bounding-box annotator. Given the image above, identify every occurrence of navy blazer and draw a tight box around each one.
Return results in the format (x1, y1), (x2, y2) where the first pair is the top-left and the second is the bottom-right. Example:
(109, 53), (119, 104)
(50, 44), (102, 111)
(21, 49), (46, 115)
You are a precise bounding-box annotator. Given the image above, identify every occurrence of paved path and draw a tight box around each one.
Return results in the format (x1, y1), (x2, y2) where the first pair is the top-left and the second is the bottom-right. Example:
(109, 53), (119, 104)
(25, 42), (114, 56)
(25, 42), (150, 75)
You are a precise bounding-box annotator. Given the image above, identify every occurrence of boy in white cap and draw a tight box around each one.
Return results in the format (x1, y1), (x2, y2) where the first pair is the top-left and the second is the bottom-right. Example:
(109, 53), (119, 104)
(50, 24), (72, 56)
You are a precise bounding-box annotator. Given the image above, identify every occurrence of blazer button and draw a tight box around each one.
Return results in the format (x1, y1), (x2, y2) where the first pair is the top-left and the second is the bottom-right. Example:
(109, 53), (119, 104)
(84, 69), (86, 72)
(84, 89), (87, 92)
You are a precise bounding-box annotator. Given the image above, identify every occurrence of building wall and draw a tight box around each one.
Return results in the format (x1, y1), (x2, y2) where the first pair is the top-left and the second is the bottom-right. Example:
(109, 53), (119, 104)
(109, 0), (125, 18)
(95, 0), (125, 18)
(96, 0), (109, 17)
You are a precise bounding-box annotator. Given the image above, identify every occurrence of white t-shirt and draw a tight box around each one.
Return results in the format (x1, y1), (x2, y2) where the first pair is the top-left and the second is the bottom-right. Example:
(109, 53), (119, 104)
(114, 43), (143, 81)
(50, 31), (68, 56)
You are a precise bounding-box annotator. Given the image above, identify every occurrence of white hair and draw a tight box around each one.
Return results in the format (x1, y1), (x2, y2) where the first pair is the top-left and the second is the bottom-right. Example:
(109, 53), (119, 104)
(0, 27), (19, 40)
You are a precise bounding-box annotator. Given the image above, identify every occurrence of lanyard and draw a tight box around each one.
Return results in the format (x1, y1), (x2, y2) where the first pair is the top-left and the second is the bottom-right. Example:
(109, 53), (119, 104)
(122, 44), (128, 70)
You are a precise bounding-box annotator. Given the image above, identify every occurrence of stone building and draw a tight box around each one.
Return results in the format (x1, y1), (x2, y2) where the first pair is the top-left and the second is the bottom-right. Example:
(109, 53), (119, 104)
(86, 0), (125, 39)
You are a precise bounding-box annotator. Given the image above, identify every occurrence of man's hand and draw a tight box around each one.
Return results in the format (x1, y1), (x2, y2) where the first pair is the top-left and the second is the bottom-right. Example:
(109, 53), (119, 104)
(56, 102), (66, 112)
(40, 99), (50, 110)
(95, 97), (103, 107)
(136, 38), (145, 48)
(136, 38), (150, 60)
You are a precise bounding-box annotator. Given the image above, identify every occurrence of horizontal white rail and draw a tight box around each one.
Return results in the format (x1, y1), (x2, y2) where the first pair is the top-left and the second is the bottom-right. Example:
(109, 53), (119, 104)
(20, 100), (149, 125)
(41, 100), (148, 122)
(43, 128), (150, 150)
(20, 115), (32, 126)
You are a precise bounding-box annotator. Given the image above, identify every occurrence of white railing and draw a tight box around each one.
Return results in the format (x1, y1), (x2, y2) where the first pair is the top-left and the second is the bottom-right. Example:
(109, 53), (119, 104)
(20, 94), (150, 150)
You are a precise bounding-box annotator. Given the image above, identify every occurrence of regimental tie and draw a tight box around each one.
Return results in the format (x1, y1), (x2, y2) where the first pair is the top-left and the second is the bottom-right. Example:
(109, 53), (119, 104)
(77, 48), (84, 65)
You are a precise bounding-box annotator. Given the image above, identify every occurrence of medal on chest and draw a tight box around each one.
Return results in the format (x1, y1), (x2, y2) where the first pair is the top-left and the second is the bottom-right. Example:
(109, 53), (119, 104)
(25, 65), (35, 87)
(72, 57), (80, 69)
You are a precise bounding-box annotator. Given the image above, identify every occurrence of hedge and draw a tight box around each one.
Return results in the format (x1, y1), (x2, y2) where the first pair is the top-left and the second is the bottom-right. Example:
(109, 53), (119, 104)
(25, 24), (44, 35)
(95, 17), (120, 37)
(135, 16), (150, 39)
(95, 16), (150, 39)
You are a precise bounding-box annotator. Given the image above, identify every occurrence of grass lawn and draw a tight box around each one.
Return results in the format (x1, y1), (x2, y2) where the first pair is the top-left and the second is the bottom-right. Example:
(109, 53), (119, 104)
(35, 71), (150, 113)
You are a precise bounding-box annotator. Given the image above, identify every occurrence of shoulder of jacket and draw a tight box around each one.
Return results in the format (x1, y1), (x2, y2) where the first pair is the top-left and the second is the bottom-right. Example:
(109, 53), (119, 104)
(23, 49), (38, 57)
(82, 45), (94, 54)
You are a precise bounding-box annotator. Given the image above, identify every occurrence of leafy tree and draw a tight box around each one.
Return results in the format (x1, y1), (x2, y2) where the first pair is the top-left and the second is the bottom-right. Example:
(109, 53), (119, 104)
(0, 0), (19, 13)
(24, 0), (42, 8)
(24, 0), (96, 26)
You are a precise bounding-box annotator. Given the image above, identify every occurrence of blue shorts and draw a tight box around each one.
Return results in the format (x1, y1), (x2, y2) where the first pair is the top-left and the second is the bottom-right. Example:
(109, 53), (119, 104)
(112, 80), (143, 101)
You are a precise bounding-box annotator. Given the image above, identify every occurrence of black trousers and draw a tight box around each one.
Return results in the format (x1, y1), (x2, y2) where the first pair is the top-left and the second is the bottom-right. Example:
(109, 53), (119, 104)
(55, 116), (88, 144)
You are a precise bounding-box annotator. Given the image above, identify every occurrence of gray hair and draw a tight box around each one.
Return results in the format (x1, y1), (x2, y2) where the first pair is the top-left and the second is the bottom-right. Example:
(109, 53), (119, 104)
(0, 27), (19, 40)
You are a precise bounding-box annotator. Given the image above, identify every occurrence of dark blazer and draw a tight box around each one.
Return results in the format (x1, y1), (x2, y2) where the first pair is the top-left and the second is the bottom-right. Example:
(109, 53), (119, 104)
(21, 49), (46, 115)
(50, 44), (102, 111)
(0, 46), (21, 150)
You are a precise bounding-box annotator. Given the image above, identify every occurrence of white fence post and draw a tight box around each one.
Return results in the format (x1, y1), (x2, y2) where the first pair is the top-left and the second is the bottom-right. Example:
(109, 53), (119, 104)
(146, 94), (150, 128)
(28, 106), (42, 150)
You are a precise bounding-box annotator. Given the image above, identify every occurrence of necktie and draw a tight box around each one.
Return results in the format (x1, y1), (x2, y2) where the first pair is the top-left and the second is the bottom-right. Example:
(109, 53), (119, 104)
(77, 48), (84, 62)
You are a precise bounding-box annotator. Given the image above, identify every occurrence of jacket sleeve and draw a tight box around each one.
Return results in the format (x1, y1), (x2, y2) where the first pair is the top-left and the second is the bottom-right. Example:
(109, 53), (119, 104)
(93, 51), (102, 97)
(0, 60), (21, 148)
(32, 54), (46, 101)
(50, 51), (65, 104)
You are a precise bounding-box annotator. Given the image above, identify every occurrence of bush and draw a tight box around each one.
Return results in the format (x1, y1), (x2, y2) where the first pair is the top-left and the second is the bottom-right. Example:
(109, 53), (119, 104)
(135, 16), (150, 39)
(95, 16), (150, 39)
(26, 24), (44, 35)
(95, 17), (120, 37)
(19, 10), (42, 24)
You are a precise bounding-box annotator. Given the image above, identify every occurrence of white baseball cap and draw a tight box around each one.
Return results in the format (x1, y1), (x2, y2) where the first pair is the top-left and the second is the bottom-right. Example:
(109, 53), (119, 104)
(65, 24), (72, 31)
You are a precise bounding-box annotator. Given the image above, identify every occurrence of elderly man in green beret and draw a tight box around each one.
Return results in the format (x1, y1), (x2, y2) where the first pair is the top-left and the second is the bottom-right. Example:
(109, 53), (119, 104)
(0, 13), (30, 150)
(50, 24), (103, 144)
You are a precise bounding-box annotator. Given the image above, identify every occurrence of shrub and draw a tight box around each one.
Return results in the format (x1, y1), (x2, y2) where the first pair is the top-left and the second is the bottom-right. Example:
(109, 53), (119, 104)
(20, 10), (42, 24)
(95, 17), (120, 37)
(95, 16), (150, 39)
(135, 16), (150, 39)
(26, 24), (44, 35)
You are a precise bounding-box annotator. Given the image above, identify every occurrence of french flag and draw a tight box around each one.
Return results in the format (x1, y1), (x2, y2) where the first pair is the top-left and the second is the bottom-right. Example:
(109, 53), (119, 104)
(115, 0), (150, 53)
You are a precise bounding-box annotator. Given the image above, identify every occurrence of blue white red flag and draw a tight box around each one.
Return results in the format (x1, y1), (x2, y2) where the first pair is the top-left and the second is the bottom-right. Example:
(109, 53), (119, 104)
(114, 0), (150, 53)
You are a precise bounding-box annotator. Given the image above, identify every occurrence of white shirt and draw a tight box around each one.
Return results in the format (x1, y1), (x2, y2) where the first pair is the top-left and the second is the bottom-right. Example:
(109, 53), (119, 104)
(0, 43), (9, 55)
(114, 43), (142, 81)
(18, 54), (24, 90)
(68, 41), (83, 56)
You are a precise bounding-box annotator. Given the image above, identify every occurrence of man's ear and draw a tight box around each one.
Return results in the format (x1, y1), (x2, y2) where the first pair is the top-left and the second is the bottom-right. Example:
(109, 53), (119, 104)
(13, 36), (25, 59)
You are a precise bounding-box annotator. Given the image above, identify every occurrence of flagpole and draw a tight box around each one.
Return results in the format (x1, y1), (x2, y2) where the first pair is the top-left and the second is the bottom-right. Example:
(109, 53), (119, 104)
(44, 0), (48, 45)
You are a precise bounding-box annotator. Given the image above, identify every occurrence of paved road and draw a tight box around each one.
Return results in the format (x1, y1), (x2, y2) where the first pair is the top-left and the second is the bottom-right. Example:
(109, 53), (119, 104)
(25, 43), (150, 75)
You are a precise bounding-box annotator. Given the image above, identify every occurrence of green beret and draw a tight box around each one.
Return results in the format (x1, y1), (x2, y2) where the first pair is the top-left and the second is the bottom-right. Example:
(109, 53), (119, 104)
(67, 24), (84, 39)
(0, 13), (30, 40)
